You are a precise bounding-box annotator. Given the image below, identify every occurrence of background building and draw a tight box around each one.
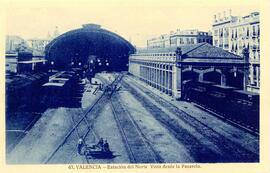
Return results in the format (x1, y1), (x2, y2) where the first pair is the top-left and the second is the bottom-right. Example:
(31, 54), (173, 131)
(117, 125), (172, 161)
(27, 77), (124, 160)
(27, 26), (60, 56)
(147, 29), (212, 49)
(27, 38), (50, 56)
(212, 11), (260, 93)
(5, 35), (27, 53)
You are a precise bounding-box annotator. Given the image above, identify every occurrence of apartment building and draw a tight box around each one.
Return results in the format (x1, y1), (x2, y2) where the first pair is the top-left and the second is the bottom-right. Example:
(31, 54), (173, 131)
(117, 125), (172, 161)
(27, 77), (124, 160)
(212, 11), (260, 93)
(147, 29), (212, 49)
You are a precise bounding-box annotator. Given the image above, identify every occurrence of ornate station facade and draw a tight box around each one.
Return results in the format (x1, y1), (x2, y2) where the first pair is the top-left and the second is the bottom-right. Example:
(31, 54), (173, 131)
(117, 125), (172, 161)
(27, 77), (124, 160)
(128, 43), (249, 99)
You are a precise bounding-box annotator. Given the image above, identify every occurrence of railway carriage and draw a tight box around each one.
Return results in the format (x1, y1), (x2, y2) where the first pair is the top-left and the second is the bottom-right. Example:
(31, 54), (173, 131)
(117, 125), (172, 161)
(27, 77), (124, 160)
(41, 70), (83, 108)
(183, 80), (259, 131)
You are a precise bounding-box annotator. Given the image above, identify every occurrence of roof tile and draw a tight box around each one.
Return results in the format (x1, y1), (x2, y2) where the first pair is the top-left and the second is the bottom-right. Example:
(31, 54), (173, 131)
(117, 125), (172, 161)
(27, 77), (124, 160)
(135, 43), (242, 59)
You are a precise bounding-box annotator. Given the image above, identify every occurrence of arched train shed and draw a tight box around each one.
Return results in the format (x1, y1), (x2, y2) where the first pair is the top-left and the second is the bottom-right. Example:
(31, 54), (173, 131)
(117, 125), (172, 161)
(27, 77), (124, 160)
(45, 24), (135, 71)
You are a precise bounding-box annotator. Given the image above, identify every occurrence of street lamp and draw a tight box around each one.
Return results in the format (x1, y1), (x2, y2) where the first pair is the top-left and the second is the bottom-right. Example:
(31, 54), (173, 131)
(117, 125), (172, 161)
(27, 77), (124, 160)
(50, 61), (54, 72)
(233, 66), (237, 77)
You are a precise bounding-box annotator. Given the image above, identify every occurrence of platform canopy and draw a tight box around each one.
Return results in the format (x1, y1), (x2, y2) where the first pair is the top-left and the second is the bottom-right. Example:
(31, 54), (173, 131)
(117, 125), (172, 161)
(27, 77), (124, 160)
(45, 24), (135, 71)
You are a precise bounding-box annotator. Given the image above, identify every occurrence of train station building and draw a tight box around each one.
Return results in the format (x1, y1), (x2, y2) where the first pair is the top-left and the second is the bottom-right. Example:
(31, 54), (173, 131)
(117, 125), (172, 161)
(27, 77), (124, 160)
(128, 43), (249, 99)
(45, 24), (135, 72)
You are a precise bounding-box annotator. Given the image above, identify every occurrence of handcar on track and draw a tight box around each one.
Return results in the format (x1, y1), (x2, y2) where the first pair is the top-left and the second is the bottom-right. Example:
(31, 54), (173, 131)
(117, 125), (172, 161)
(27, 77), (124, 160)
(78, 138), (114, 159)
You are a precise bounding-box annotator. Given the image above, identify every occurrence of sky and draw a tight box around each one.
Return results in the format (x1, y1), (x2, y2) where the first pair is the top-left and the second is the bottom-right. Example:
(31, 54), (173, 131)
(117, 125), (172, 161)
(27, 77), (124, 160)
(4, 0), (260, 47)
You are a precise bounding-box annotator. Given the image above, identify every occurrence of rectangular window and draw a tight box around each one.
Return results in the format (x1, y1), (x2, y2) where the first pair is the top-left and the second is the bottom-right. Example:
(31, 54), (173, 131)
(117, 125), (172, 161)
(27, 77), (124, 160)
(214, 40), (218, 46)
(214, 30), (218, 36)
(253, 26), (256, 36)
(220, 28), (223, 37)
(171, 38), (177, 44)
(191, 38), (194, 44)
(253, 67), (257, 79)
(186, 38), (190, 44)
(180, 38), (184, 44)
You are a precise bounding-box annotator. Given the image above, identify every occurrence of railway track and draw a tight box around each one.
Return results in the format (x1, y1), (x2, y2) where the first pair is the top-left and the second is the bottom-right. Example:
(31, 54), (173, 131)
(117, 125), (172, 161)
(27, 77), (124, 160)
(127, 76), (259, 135)
(97, 73), (162, 163)
(110, 90), (162, 163)
(122, 76), (259, 162)
(44, 74), (122, 164)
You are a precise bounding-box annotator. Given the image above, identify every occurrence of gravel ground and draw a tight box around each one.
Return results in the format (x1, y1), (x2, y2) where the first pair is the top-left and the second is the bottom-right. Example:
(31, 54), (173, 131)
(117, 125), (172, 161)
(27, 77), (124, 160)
(69, 73), (129, 163)
(79, 103), (130, 163)
(6, 73), (259, 164)
(7, 108), (74, 164)
(6, 111), (44, 152)
(118, 89), (193, 162)
(6, 77), (103, 164)
(124, 75), (259, 162)
(125, 75), (259, 155)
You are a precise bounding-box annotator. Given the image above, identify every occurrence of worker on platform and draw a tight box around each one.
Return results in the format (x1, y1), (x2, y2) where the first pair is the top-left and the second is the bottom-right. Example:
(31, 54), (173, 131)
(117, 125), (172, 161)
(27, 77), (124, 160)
(103, 140), (110, 152)
(77, 137), (84, 155)
(97, 138), (104, 148)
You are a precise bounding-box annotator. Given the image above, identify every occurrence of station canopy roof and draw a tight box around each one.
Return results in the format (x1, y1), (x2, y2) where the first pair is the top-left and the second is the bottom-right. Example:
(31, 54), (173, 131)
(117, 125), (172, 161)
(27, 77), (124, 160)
(45, 24), (135, 70)
(136, 43), (242, 59)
